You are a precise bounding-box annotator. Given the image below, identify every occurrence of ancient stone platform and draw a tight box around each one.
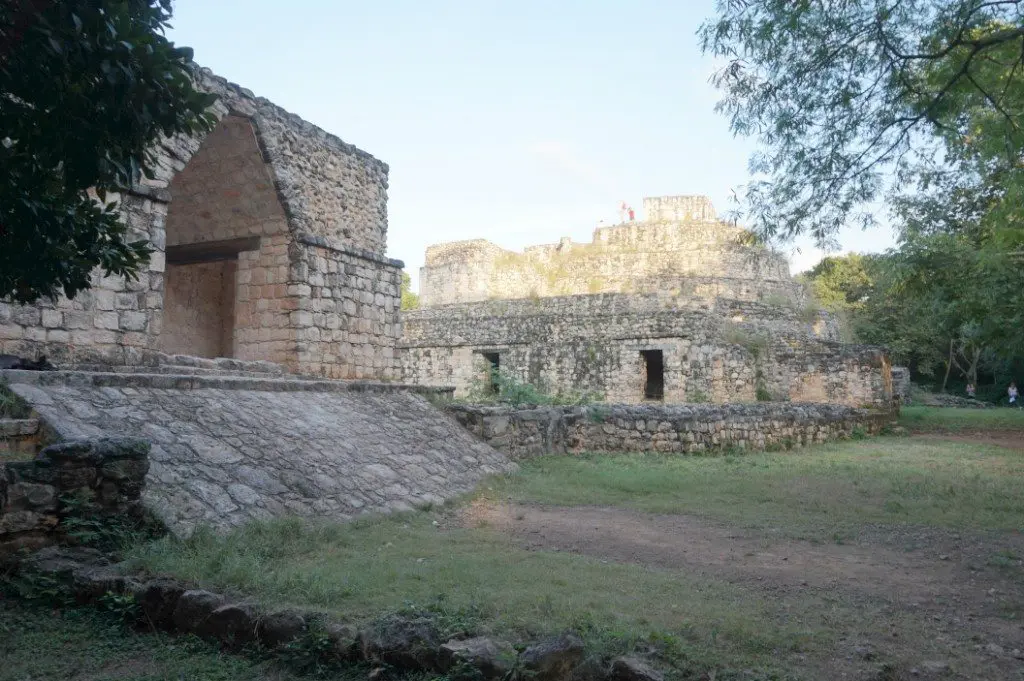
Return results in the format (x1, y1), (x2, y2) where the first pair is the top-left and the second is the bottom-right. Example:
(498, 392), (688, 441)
(2, 363), (514, 536)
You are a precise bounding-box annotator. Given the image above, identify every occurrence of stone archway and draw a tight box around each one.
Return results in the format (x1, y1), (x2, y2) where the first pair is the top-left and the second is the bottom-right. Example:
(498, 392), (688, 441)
(159, 115), (289, 359)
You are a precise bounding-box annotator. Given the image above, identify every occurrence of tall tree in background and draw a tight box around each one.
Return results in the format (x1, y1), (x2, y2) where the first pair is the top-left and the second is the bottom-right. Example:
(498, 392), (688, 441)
(400, 272), (420, 311)
(700, 1), (1024, 247)
(0, 0), (215, 304)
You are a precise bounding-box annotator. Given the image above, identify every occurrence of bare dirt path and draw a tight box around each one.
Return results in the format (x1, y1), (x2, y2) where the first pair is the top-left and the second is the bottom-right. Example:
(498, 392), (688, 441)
(916, 432), (1024, 450)
(459, 500), (1024, 679)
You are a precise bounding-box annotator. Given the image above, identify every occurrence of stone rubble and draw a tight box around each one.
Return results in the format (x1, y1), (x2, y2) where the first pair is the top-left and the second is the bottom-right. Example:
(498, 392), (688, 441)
(9, 546), (668, 681)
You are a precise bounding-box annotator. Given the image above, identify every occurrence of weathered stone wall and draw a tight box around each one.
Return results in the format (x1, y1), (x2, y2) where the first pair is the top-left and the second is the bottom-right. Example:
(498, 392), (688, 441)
(447, 403), (891, 459)
(3, 368), (513, 536)
(160, 260), (237, 359)
(164, 114), (290, 248)
(401, 293), (889, 408)
(152, 72), (389, 256)
(0, 190), (169, 366)
(290, 236), (403, 380)
(418, 196), (804, 307)
(891, 367), (911, 404)
(1, 69), (401, 379)
(0, 438), (149, 553)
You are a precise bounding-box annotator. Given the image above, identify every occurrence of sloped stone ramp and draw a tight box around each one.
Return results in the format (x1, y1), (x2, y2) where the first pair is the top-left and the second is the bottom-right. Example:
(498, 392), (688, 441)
(2, 367), (514, 536)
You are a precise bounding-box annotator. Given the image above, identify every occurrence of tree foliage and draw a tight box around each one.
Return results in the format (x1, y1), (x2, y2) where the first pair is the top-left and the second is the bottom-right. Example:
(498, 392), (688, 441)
(804, 244), (1023, 391)
(0, 0), (216, 304)
(798, 253), (875, 311)
(400, 271), (420, 311)
(700, 1), (1024, 246)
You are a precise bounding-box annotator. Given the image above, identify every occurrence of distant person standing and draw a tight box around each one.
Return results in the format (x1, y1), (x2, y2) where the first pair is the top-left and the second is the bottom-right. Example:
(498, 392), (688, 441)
(1010, 381), (1020, 408)
(628, 206), (635, 221)
(966, 383), (976, 398)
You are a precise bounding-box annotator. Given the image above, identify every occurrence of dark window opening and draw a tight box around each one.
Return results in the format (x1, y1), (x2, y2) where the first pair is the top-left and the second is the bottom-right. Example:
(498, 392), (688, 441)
(481, 352), (500, 394)
(641, 350), (664, 401)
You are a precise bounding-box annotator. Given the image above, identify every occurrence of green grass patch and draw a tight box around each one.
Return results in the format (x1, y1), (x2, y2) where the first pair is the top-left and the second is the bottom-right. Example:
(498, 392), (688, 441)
(899, 406), (1024, 432)
(126, 514), (842, 679)
(0, 380), (30, 419)
(0, 601), (311, 681)
(493, 438), (1024, 538)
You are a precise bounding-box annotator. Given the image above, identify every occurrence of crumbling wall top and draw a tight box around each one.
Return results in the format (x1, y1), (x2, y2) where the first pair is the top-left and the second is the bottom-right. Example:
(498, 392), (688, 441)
(642, 195), (717, 223)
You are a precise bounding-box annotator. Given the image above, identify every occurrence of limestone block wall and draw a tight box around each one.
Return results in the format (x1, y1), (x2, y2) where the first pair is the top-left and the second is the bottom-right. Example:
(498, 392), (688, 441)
(418, 196), (802, 307)
(231, 235), (296, 366)
(289, 236), (403, 380)
(1, 69), (400, 379)
(0, 438), (149, 553)
(160, 260), (237, 359)
(0, 192), (170, 366)
(401, 294), (891, 408)
(448, 403), (892, 459)
(151, 71), (390, 257)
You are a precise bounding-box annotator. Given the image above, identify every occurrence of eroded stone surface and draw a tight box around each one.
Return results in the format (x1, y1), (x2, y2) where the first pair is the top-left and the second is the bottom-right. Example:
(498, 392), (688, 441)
(9, 380), (514, 536)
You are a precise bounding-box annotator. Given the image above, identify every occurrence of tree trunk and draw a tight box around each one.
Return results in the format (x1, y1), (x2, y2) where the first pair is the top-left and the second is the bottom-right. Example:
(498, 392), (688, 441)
(941, 339), (954, 392)
(967, 346), (982, 387)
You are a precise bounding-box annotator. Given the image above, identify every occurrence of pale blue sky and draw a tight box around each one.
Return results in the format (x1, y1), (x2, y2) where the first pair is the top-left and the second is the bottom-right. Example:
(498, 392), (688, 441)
(167, 0), (894, 289)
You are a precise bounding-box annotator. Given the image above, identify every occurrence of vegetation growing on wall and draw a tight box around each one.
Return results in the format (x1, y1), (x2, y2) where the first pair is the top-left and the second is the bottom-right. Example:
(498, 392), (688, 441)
(464, 368), (602, 406)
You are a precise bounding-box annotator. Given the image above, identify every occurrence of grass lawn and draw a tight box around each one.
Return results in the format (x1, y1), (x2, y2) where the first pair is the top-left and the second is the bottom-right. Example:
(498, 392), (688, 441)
(492, 436), (1024, 540)
(899, 405), (1024, 431)
(123, 415), (1024, 680)
(126, 513), (822, 679)
(0, 600), (310, 681)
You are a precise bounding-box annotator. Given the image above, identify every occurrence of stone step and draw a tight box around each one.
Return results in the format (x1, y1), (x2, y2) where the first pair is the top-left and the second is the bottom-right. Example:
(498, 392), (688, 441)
(2, 369), (453, 397)
(0, 418), (42, 460)
(69, 364), (309, 379)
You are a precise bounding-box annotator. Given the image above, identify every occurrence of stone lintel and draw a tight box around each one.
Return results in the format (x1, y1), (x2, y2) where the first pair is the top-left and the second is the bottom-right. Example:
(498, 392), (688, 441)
(166, 237), (262, 265)
(295, 233), (404, 269)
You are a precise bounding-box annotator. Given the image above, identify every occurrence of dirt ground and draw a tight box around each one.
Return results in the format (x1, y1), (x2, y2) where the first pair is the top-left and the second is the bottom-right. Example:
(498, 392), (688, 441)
(458, 439), (1024, 680)
(917, 431), (1024, 450)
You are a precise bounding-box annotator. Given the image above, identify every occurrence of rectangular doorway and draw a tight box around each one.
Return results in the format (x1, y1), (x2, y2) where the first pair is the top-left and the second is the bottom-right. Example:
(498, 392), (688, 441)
(481, 351), (500, 394)
(641, 350), (664, 401)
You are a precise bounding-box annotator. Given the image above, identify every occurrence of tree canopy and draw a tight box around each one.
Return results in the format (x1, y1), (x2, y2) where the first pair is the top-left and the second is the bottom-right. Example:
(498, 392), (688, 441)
(0, 0), (215, 304)
(700, 1), (1024, 247)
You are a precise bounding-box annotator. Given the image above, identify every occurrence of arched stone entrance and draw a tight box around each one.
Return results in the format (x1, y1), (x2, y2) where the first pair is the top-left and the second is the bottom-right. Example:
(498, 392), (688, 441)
(160, 115), (288, 360)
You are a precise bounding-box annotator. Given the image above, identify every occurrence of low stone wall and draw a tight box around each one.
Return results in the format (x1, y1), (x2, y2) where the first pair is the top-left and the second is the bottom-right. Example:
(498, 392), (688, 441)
(0, 438), (149, 553)
(447, 403), (892, 459)
(10, 546), (662, 681)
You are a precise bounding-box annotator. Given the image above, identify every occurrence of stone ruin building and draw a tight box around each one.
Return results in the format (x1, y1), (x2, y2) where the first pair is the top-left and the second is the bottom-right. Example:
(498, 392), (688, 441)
(0, 69), (402, 380)
(0, 76), (894, 540)
(0, 69), (517, 538)
(401, 196), (894, 407)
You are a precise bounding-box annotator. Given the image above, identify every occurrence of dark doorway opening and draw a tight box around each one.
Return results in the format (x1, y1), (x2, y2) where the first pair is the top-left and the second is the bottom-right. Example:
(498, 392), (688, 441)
(641, 350), (664, 401)
(481, 351), (500, 394)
